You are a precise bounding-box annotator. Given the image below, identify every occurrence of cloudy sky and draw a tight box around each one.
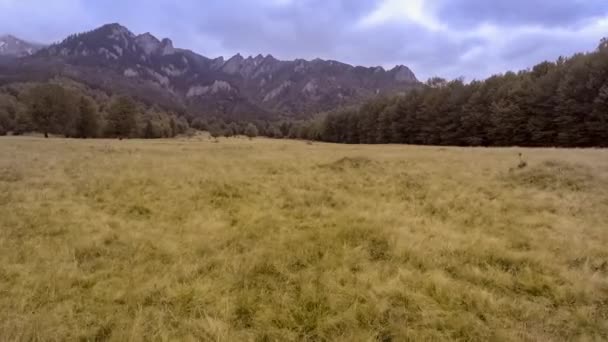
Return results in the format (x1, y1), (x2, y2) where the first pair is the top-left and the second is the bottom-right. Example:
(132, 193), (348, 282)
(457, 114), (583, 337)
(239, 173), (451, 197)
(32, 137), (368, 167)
(1, 0), (608, 80)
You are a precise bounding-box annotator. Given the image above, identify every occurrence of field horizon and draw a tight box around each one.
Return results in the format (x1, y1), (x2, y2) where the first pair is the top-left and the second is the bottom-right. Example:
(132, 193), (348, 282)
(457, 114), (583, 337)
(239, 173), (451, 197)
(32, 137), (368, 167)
(1, 136), (607, 341)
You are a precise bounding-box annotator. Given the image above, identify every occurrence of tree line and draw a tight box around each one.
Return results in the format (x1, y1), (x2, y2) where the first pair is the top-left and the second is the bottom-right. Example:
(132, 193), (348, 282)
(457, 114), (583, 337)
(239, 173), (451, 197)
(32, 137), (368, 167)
(0, 79), (299, 140)
(189, 117), (310, 140)
(0, 81), (189, 138)
(315, 39), (608, 147)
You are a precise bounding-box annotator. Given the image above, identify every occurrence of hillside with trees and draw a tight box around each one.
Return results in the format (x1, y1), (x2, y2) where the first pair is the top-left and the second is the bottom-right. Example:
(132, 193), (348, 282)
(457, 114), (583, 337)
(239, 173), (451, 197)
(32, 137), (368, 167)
(310, 39), (608, 147)
(0, 77), (300, 139)
(0, 78), (189, 138)
(2, 39), (608, 146)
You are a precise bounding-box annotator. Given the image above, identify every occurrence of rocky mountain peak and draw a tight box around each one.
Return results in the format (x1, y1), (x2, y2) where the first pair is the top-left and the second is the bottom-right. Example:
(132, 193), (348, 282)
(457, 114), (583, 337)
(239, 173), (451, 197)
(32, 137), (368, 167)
(391, 65), (418, 82)
(93, 23), (135, 43)
(231, 53), (244, 61)
(159, 38), (175, 55)
(222, 53), (245, 74)
(37, 22), (147, 61)
(210, 56), (225, 69)
(99, 23), (133, 36)
(135, 32), (161, 55)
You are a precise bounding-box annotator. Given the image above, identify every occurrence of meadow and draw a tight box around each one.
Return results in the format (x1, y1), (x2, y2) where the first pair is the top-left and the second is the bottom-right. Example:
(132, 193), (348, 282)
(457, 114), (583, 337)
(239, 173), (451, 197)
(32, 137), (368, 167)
(0, 136), (607, 341)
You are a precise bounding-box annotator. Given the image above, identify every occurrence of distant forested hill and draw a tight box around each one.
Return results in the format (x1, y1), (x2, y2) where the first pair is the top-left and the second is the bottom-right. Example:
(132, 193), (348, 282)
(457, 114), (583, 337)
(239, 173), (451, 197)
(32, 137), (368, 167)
(1, 25), (607, 146)
(312, 39), (608, 147)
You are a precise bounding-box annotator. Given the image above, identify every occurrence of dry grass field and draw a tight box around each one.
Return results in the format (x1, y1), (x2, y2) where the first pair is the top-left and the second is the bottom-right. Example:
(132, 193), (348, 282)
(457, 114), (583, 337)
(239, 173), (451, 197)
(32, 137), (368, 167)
(0, 136), (607, 341)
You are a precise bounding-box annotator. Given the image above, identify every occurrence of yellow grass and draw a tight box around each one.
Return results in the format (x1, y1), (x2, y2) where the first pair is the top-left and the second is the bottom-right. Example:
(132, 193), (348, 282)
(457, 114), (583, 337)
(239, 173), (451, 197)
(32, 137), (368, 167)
(0, 136), (607, 341)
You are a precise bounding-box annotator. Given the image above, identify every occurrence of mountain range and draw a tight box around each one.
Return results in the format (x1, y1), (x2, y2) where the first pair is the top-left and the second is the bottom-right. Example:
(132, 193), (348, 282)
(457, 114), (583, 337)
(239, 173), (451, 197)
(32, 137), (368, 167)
(0, 23), (419, 120)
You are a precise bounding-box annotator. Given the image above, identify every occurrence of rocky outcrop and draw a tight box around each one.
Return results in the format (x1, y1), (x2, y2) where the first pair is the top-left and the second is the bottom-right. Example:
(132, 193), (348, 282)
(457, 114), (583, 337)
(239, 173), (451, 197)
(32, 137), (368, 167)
(135, 33), (161, 55)
(187, 81), (233, 97)
(391, 65), (417, 82)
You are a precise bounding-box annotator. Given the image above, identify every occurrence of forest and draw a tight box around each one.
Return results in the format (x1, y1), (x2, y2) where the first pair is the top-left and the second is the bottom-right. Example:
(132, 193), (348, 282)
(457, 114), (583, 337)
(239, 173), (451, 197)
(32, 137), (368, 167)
(0, 78), (289, 140)
(315, 39), (608, 147)
(0, 79), (189, 139)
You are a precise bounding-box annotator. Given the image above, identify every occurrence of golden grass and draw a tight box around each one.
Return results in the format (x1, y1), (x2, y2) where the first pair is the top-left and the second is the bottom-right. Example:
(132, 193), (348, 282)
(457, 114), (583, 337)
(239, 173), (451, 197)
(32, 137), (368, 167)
(0, 136), (607, 341)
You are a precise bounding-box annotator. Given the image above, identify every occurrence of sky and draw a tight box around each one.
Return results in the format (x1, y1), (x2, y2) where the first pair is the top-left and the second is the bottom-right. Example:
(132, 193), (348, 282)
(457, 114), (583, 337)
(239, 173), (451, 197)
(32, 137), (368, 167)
(1, 0), (608, 80)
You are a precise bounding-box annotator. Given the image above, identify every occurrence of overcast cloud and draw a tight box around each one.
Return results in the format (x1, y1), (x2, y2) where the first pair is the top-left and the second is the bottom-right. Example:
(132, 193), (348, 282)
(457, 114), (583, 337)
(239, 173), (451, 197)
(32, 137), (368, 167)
(1, 0), (608, 80)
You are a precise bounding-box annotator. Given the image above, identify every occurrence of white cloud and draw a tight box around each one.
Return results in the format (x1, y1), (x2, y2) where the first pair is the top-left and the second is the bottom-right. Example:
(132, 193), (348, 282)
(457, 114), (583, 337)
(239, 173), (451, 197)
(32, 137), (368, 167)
(360, 0), (445, 31)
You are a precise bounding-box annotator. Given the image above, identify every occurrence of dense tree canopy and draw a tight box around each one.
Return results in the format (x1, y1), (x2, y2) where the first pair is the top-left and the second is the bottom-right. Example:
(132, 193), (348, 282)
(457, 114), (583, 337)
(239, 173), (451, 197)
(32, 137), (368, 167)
(314, 41), (608, 147)
(0, 79), (190, 139)
(106, 97), (137, 139)
(28, 84), (77, 138)
(76, 96), (99, 138)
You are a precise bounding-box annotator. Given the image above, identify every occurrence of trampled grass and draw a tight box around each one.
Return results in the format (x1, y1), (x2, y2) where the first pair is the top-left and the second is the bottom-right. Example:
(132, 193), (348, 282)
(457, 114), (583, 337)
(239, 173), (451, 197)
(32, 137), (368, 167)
(0, 136), (607, 341)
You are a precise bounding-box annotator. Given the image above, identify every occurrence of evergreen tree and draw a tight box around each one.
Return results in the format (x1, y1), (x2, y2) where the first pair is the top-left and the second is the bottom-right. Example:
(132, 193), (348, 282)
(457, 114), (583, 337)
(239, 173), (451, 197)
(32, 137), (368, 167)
(554, 55), (594, 146)
(169, 117), (177, 137)
(107, 97), (137, 139)
(527, 62), (560, 145)
(144, 120), (157, 139)
(344, 111), (361, 144)
(376, 107), (393, 143)
(266, 124), (283, 138)
(76, 96), (98, 138)
(0, 108), (12, 136)
(588, 84), (608, 146)
(459, 87), (487, 146)
(439, 79), (470, 145)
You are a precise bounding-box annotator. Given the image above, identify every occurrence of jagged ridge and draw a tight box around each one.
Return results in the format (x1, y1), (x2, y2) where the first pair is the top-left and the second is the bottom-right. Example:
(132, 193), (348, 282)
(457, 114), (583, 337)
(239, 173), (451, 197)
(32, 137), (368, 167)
(4, 23), (420, 120)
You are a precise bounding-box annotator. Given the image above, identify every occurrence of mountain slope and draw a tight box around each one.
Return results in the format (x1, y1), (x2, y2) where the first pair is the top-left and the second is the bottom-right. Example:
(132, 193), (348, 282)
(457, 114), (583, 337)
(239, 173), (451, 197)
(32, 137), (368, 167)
(0, 35), (45, 57)
(1, 23), (420, 120)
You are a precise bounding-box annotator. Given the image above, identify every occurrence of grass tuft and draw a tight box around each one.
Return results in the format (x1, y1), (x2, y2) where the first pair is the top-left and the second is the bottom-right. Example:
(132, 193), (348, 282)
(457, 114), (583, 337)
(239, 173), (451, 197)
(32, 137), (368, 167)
(320, 156), (378, 171)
